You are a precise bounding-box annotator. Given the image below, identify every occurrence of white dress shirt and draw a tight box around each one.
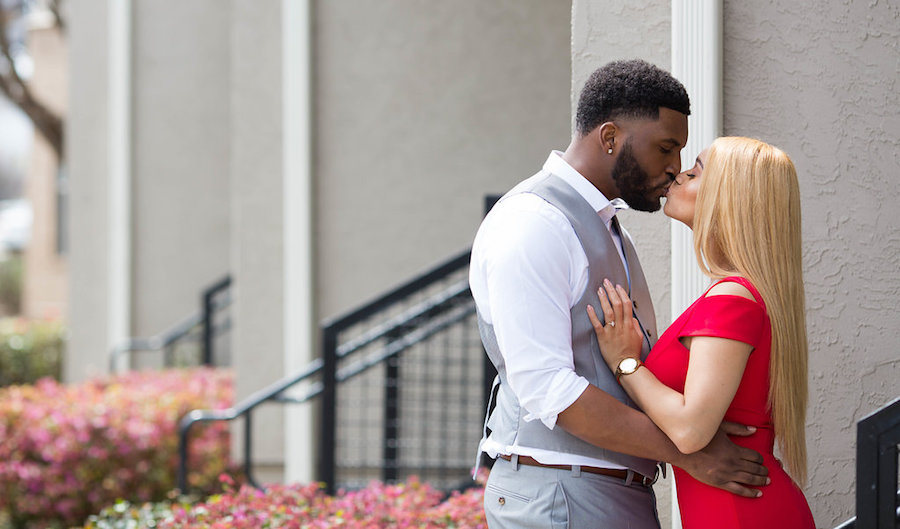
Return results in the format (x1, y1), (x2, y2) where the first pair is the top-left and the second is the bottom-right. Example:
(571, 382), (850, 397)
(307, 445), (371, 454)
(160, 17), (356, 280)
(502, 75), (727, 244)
(470, 151), (630, 467)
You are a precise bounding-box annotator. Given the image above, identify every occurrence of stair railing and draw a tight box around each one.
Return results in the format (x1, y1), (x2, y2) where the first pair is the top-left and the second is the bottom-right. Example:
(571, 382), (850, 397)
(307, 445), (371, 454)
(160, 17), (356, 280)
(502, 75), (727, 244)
(318, 250), (481, 492)
(834, 395), (900, 528)
(177, 250), (486, 494)
(109, 275), (232, 371)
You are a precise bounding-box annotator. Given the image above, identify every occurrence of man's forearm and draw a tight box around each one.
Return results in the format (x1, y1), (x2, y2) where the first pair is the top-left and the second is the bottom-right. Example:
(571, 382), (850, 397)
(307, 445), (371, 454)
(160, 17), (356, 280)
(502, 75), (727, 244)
(556, 384), (688, 467)
(556, 384), (769, 498)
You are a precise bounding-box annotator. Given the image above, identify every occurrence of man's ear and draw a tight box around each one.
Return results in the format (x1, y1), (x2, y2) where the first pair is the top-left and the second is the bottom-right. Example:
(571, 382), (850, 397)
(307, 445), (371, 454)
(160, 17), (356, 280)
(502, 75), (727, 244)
(597, 121), (619, 155)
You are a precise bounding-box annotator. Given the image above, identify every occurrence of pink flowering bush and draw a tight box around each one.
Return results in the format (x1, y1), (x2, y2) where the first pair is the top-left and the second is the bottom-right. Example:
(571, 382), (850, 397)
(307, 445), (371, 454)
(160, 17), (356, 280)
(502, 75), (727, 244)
(83, 476), (486, 529)
(0, 368), (234, 529)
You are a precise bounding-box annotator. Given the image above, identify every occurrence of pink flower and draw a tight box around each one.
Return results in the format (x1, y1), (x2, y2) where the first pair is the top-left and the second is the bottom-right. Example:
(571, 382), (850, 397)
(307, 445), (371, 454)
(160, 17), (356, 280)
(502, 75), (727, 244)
(0, 367), (235, 528)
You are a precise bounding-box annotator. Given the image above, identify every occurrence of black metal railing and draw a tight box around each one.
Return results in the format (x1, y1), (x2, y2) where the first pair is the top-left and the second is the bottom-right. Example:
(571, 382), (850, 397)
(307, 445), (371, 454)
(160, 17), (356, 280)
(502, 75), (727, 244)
(178, 250), (489, 494)
(109, 275), (232, 371)
(834, 396), (900, 529)
(318, 250), (486, 493)
(177, 356), (325, 490)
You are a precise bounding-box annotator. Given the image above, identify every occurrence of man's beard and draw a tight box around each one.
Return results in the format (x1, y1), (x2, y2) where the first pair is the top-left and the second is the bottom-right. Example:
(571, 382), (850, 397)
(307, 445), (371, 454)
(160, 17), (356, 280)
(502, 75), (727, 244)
(611, 141), (663, 212)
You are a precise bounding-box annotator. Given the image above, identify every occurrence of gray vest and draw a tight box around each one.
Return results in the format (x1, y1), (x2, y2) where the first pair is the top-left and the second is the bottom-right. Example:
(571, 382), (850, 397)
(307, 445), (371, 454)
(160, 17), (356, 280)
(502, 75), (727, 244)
(478, 171), (659, 476)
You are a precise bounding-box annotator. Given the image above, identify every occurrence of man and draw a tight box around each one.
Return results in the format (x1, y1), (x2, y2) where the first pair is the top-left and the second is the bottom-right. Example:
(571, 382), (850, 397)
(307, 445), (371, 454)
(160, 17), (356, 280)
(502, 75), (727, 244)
(469, 60), (768, 528)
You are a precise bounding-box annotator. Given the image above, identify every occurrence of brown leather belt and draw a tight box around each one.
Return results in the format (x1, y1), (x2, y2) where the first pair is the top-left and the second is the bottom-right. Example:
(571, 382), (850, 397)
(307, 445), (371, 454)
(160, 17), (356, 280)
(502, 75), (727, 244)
(498, 454), (657, 486)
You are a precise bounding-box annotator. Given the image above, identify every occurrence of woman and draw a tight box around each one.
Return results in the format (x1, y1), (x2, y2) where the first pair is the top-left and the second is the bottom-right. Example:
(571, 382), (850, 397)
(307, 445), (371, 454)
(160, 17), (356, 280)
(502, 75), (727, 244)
(587, 137), (815, 528)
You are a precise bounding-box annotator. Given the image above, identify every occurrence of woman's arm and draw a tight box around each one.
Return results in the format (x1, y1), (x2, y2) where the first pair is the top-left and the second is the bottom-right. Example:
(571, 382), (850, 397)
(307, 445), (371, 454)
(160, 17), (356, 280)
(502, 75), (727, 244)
(587, 280), (754, 454)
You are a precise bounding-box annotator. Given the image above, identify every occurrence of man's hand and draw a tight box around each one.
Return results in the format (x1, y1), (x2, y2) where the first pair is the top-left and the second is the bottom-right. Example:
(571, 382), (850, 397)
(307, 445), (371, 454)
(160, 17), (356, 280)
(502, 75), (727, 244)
(674, 422), (769, 498)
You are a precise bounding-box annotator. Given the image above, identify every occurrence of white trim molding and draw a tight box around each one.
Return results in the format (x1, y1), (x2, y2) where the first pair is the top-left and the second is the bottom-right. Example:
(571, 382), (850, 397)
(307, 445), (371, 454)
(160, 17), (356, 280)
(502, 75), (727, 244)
(108, 0), (132, 372)
(283, 0), (315, 484)
(671, 1), (723, 527)
(671, 0), (722, 329)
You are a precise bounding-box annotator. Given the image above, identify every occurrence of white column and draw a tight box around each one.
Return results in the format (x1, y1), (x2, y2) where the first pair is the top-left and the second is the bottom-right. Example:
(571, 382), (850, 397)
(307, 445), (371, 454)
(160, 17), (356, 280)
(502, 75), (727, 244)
(108, 0), (132, 372)
(283, 0), (315, 483)
(670, 1), (722, 527)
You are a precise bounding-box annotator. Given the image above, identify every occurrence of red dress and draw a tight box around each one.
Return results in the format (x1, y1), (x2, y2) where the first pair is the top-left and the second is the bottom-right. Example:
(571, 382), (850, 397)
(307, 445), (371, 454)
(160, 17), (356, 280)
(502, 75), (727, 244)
(644, 277), (814, 528)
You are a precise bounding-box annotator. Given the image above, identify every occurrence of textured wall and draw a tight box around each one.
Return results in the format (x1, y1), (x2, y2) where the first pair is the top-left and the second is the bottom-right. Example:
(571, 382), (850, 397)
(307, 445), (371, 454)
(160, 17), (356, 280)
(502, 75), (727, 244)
(723, 1), (900, 526)
(229, 0), (291, 481)
(130, 0), (232, 338)
(67, 0), (111, 380)
(67, 2), (233, 374)
(571, 1), (676, 525)
(313, 0), (572, 319)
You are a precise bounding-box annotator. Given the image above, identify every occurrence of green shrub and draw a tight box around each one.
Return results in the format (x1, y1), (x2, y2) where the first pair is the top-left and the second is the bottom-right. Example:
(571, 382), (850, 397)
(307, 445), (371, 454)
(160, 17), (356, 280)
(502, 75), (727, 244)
(0, 318), (64, 387)
(0, 254), (22, 315)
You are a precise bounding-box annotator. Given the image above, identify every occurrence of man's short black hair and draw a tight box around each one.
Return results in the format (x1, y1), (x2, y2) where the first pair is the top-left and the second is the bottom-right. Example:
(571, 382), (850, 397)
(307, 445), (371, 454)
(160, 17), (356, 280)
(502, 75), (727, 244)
(575, 59), (691, 136)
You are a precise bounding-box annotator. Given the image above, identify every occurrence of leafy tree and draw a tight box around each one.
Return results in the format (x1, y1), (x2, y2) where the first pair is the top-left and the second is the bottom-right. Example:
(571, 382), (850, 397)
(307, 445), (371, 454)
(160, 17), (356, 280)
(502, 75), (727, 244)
(0, 0), (64, 162)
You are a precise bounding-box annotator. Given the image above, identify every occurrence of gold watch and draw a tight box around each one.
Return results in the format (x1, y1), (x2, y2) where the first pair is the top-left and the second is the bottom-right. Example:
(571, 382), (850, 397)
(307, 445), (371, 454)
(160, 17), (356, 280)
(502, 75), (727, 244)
(615, 357), (643, 384)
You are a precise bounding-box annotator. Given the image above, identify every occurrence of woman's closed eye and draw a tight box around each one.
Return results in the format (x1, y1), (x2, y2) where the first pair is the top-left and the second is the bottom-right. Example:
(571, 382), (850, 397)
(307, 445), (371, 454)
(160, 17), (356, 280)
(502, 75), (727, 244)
(674, 172), (696, 185)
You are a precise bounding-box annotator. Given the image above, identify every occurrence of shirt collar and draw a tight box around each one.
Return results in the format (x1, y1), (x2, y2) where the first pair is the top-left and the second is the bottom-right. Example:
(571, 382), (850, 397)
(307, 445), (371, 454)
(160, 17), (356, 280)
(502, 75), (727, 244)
(543, 151), (629, 224)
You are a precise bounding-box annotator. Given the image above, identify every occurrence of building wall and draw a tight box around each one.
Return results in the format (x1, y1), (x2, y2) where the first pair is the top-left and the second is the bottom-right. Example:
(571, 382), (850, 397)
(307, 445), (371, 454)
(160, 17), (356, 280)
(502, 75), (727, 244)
(313, 0), (572, 320)
(67, 1), (233, 377)
(228, 0), (291, 483)
(130, 0), (231, 339)
(22, 24), (67, 321)
(67, 0), (112, 380)
(722, 1), (900, 525)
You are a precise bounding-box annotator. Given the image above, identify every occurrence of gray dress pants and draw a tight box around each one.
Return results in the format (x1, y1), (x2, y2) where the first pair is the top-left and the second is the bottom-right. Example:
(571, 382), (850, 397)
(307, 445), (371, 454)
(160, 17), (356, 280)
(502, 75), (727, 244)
(484, 455), (661, 529)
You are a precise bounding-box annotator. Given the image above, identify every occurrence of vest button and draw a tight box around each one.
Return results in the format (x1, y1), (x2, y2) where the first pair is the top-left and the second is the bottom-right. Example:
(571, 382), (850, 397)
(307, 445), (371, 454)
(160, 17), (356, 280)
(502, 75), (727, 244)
(498, 497), (506, 505)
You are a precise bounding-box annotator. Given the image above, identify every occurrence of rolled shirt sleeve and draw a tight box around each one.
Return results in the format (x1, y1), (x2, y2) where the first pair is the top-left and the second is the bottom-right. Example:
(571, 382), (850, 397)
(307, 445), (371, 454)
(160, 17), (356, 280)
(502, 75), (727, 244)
(470, 193), (590, 430)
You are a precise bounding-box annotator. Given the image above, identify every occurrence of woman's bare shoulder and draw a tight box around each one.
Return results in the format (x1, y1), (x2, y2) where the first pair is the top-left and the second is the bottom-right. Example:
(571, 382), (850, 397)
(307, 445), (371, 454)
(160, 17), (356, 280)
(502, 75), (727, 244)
(706, 279), (755, 301)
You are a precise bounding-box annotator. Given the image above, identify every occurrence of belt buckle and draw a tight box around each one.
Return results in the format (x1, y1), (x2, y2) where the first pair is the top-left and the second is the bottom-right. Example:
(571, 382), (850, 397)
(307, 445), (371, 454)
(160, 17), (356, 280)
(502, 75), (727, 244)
(641, 467), (660, 486)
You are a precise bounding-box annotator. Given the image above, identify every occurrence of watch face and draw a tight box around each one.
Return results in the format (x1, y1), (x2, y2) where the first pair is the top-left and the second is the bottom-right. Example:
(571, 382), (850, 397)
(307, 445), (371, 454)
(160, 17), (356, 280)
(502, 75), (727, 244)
(619, 357), (639, 373)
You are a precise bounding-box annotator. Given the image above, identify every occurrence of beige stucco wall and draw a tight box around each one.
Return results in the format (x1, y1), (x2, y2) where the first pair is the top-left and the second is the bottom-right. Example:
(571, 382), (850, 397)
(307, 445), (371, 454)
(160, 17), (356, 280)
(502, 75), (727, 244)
(228, 0), (290, 482)
(68, 1), (232, 377)
(130, 0), (231, 340)
(313, 0), (572, 320)
(723, 1), (900, 525)
(67, 0), (112, 380)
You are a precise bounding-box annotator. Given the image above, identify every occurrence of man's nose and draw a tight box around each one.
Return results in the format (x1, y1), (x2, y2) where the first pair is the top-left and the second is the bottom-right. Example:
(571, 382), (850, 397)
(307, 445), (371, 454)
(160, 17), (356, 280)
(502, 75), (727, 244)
(666, 157), (681, 177)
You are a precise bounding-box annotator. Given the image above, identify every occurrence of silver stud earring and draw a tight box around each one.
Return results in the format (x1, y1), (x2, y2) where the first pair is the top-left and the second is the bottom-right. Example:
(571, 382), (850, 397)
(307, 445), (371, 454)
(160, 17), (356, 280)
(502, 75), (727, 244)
(608, 148), (613, 155)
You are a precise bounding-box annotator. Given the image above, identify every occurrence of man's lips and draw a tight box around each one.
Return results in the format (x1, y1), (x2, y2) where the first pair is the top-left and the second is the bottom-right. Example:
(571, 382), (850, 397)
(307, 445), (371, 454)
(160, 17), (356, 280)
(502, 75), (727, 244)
(656, 182), (673, 198)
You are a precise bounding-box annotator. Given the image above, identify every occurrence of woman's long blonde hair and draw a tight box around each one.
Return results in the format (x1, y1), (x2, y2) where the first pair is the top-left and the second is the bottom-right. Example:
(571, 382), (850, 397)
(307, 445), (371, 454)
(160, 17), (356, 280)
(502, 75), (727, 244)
(692, 136), (808, 485)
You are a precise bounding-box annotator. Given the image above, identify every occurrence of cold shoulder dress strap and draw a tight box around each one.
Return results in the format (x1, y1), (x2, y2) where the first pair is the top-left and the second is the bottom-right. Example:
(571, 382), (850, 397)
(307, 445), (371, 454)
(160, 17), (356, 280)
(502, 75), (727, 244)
(681, 276), (768, 348)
